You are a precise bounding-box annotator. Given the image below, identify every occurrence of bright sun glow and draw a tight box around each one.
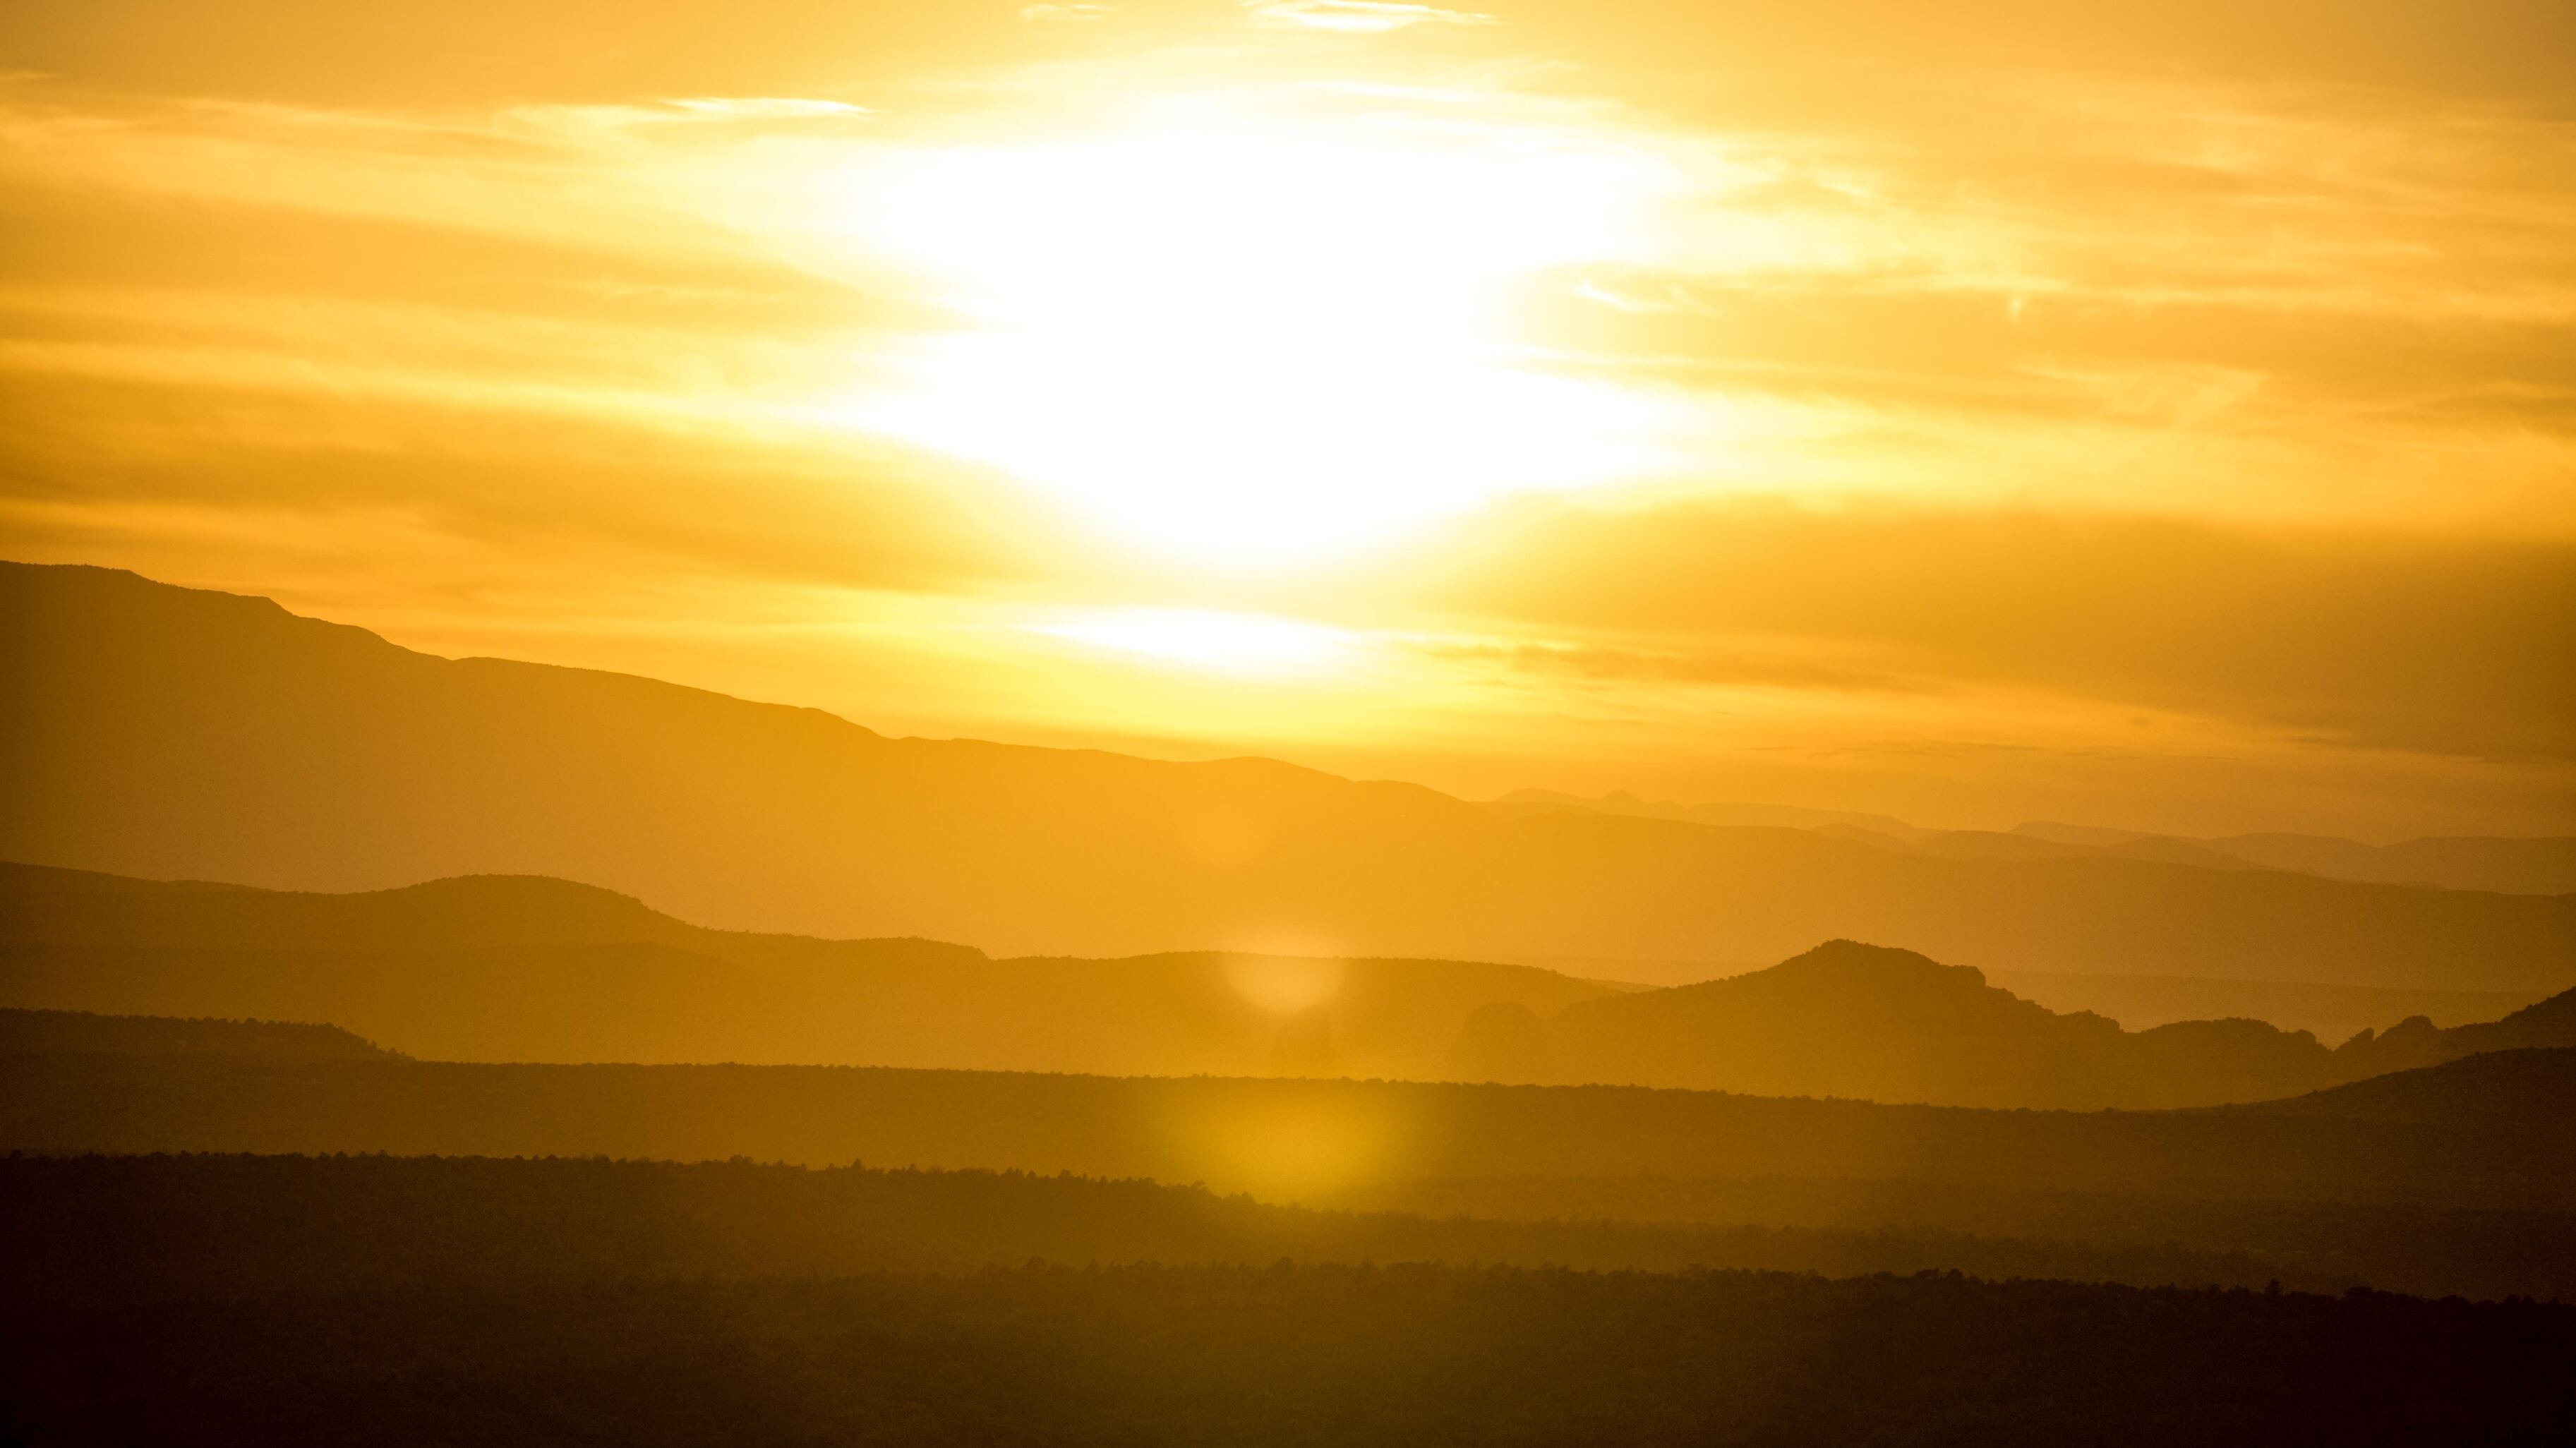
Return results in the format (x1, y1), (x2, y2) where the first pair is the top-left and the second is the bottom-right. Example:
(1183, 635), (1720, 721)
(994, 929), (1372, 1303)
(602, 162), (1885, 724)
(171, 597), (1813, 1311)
(1030, 607), (1361, 675)
(828, 95), (1687, 564)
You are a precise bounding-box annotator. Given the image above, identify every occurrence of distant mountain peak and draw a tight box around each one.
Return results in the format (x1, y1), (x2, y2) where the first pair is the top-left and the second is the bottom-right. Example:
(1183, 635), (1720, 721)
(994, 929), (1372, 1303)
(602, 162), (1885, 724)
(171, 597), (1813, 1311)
(1762, 939), (1982, 987)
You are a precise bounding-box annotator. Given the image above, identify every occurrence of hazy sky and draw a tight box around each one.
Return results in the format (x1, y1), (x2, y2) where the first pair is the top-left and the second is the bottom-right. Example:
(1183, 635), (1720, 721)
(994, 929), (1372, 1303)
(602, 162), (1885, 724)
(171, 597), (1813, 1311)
(3, 1), (2570, 837)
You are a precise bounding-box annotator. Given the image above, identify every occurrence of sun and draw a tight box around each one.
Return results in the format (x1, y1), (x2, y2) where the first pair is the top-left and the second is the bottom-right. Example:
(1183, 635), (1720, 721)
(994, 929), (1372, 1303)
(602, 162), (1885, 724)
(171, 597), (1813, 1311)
(826, 92), (1683, 565)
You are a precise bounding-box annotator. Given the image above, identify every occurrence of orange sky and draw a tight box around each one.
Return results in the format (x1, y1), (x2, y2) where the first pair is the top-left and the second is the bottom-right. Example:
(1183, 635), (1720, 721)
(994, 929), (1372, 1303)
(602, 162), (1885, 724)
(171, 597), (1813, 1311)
(1, 1), (2570, 838)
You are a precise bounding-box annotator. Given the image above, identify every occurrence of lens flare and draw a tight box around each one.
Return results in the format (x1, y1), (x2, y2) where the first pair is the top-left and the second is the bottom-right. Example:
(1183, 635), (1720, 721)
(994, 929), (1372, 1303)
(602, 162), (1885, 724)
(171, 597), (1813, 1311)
(1226, 954), (1347, 1015)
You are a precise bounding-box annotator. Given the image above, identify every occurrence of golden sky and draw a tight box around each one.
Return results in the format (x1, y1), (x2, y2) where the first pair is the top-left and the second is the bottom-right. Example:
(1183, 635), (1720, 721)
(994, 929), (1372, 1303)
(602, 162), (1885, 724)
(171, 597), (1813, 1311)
(2, 1), (2570, 837)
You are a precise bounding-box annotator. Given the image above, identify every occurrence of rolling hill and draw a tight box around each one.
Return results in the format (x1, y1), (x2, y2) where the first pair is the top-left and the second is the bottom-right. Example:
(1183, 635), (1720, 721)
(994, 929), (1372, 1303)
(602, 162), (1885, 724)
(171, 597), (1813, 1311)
(6, 562), (2570, 991)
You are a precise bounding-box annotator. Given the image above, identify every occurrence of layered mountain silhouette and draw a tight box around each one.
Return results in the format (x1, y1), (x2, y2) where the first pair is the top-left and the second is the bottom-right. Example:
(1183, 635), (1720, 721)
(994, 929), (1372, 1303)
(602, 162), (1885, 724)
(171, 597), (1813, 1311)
(9, 860), (2566, 1109)
(1505, 790), (2576, 895)
(2022, 821), (2576, 896)
(0, 861), (1611, 1078)
(1973, 969), (2548, 1048)
(6, 562), (2570, 991)
(1450, 939), (2576, 1109)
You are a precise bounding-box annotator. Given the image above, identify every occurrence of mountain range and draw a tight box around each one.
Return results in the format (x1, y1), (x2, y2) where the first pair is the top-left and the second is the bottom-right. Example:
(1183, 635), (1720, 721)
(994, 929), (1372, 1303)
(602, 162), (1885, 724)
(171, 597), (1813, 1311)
(1499, 790), (2576, 895)
(8, 860), (2568, 1109)
(0, 861), (1607, 1080)
(1455, 939), (2576, 1109)
(7, 562), (2570, 992)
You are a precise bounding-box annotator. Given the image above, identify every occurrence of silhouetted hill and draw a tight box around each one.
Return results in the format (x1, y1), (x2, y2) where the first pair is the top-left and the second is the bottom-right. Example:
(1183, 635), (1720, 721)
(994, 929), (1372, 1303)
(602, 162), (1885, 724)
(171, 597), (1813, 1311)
(0, 1006), (397, 1061)
(8, 563), (2569, 989)
(1512, 941), (2309, 1108)
(0, 861), (1611, 1076)
(1450, 941), (2576, 1109)
(2331, 990), (2576, 1080)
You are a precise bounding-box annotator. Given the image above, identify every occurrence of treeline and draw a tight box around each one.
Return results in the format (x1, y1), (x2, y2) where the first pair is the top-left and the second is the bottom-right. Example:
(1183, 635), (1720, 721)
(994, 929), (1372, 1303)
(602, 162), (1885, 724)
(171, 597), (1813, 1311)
(4, 1261), (2567, 1447)
(1323, 1172), (2576, 1303)
(0, 1152), (2379, 1301)
(9, 1047), (2570, 1209)
(0, 1006), (397, 1061)
(11, 1152), (2575, 1304)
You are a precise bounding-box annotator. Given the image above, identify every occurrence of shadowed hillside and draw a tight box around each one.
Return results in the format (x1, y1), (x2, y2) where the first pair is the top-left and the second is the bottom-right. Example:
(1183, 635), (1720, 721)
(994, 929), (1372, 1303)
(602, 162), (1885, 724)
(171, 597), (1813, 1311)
(8, 563), (2569, 989)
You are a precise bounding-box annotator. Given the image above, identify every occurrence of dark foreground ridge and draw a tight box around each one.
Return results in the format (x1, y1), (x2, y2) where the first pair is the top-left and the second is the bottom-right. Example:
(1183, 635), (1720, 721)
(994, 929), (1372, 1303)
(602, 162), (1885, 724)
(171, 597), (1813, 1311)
(4, 1259), (2565, 1448)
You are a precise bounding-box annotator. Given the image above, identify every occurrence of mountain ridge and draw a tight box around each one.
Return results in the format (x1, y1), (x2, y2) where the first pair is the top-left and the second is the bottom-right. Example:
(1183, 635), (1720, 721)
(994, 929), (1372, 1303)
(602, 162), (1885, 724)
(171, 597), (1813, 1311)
(1456, 939), (2576, 1109)
(9, 861), (2567, 1109)
(7, 560), (2570, 988)
(0, 859), (1613, 1080)
(1509, 790), (2574, 894)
